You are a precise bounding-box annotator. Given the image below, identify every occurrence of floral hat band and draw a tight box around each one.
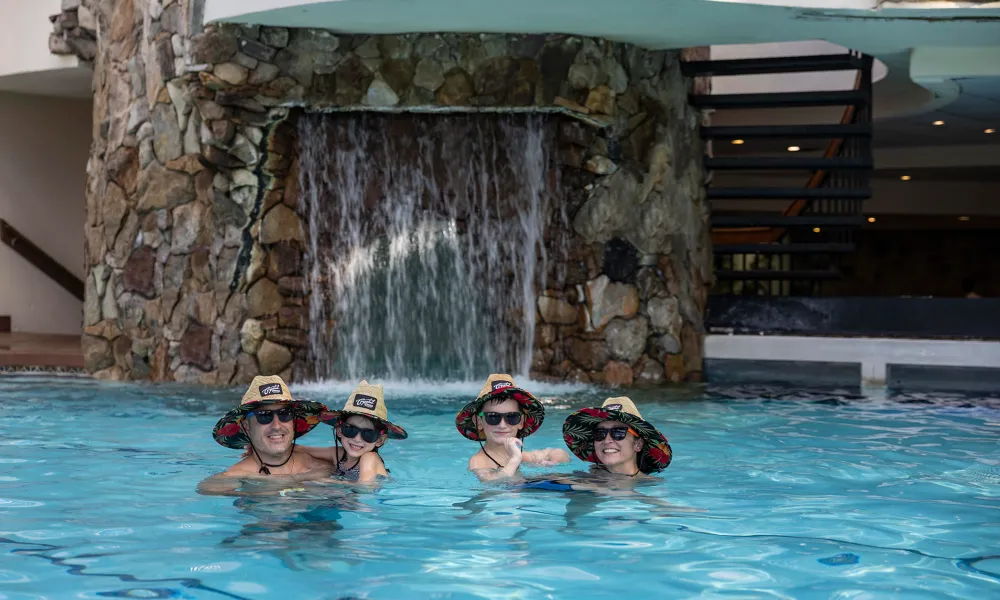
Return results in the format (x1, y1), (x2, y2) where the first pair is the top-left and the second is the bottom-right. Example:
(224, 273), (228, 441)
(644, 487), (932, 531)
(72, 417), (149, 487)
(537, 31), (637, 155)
(320, 380), (408, 440)
(562, 396), (673, 474)
(455, 373), (545, 441)
(212, 375), (326, 449)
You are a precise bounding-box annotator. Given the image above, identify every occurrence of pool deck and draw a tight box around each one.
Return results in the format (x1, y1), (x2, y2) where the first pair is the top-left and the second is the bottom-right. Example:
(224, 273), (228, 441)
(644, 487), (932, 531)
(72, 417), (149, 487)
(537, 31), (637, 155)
(0, 332), (84, 370)
(706, 334), (1000, 392)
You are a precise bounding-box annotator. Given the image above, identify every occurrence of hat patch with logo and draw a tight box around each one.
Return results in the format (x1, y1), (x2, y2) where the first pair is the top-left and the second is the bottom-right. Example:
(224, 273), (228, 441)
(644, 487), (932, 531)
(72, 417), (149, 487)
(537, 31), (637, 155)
(605, 404), (623, 411)
(491, 380), (513, 391)
(353, 394), (378, 411)
(259, 383), (284, 397)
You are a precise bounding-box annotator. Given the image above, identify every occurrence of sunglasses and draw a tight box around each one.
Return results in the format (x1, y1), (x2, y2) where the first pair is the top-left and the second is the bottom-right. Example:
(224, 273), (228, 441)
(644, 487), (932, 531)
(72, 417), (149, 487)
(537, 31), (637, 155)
(593, 426), (638, 441)
(480, 412), (522, 426)
(340, 424), (382, 444)
(247, 408), (295, 425)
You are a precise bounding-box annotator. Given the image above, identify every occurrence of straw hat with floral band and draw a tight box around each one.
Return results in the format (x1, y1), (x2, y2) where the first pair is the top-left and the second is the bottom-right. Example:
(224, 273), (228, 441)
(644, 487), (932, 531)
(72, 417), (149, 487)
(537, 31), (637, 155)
(319, 380), (407, 472)
(455, 374), (545, 443)
(562, 396), (672, 475)
(212, 375), (327, 474)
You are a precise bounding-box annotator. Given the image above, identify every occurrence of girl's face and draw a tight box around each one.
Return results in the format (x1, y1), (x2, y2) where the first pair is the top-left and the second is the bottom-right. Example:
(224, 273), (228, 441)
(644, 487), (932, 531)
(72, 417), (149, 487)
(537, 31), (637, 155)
(475, 398), (524, 445)
(593, 419), (642, 469)
(337, 415), (386, 458)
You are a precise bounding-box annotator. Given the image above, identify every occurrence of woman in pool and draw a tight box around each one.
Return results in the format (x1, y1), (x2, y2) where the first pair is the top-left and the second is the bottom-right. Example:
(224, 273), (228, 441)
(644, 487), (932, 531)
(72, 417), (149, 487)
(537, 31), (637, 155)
(298, 380), (407, 484)
(456, 373), (570, 480)
(562, 396), (672, 479)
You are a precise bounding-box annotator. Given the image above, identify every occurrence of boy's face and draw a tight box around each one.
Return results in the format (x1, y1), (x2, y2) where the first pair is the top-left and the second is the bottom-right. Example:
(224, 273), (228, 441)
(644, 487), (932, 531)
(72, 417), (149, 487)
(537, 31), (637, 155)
(476, 398), (524, 445)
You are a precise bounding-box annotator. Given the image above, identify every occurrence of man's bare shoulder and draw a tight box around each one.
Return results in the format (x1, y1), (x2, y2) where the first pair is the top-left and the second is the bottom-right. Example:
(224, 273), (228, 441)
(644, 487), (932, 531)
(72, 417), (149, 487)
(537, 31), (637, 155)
(222, 456), (260, 476)
(293, 447), (336, 470)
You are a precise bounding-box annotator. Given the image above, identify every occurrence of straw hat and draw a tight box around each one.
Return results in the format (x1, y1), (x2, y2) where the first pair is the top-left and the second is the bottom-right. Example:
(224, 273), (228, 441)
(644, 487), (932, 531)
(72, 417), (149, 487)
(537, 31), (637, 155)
(562, 396), (672, 474)
(320, 380), (407, 439)
(212, 375), (327, 449)
(455, 374), (545, 441)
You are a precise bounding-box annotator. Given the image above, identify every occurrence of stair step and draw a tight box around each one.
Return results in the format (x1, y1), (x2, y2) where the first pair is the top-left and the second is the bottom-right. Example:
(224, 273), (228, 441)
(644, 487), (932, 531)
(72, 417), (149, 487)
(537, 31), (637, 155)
(705, 156), (873, 170)
(708, 187), (871, 200)
(691, 90), (867, 109)
(714, 243), (856, 254)
(701, 123), (872, 139)
(682, 54), (864, 77)
(712, 214), (866, 227)
(715, 269), (842, 280)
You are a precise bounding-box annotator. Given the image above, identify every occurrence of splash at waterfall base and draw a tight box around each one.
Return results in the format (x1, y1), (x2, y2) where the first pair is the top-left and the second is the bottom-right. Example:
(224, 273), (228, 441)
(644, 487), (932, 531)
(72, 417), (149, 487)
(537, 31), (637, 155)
(72, 5), (711, 385)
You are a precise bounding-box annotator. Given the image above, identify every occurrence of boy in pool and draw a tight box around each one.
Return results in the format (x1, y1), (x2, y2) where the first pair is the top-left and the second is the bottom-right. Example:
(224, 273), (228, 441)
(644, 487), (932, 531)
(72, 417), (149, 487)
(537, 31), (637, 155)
(562, 396), (672, 479)
(456, 374), (570, 480)
(296, 380), (407, 484)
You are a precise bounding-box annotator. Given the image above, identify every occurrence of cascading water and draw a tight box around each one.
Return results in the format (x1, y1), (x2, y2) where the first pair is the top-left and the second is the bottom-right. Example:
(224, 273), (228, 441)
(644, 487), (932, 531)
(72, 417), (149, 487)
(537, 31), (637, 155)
(298, 113), (557, 382)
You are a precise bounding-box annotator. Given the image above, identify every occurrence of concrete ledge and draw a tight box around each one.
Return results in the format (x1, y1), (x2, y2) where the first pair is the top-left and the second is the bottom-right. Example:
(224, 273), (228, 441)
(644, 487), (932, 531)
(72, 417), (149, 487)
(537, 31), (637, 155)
(706, 334), (1000, 388)
(888, 364), (1000, 394)
(706, 357), (861, 388)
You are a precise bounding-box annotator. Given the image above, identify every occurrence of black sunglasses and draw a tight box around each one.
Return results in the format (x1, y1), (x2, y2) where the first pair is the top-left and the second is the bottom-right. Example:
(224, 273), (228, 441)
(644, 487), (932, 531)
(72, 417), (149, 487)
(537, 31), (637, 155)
(247, 408), (295, 425)
(593, 426), (637, 441)
(340, 424), (382, 444)
(481, 412), (522, 426)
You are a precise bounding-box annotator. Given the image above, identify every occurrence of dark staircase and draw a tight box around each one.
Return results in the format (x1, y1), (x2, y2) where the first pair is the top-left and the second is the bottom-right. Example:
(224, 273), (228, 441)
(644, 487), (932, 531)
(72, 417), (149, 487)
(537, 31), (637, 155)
(683, 52), (874, 296)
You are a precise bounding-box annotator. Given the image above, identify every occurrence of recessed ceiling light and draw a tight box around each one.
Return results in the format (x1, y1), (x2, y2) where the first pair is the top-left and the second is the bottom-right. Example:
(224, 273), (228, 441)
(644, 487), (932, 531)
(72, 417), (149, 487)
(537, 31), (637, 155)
(787, 146), (801, 152)
(958, 216), (971, 222)
(731, 139), (745, 145)
(932, 120), (945, 126)
(900, 175), (912, 181)
(986, 128), (996, 134)
(867, 217), (876, 223)
(812, 227), (821, 233)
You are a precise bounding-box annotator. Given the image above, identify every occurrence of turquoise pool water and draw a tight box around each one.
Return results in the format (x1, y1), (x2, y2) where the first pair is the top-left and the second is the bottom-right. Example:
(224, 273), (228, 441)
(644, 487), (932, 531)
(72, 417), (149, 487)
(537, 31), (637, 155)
(1, 375), (999, 599)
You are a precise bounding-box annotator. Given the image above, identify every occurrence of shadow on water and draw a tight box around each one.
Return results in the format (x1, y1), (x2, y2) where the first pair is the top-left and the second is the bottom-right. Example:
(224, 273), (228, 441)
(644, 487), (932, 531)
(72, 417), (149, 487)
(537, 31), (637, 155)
(1, 536), (253, 599)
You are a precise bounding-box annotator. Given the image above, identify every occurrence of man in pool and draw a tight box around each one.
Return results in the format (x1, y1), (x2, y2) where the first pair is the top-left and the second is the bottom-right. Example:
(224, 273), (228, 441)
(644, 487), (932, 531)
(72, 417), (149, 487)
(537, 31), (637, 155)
(456, 373), (570, 480)
(198, 376), (335, 495)
(562, 396), (672, 479)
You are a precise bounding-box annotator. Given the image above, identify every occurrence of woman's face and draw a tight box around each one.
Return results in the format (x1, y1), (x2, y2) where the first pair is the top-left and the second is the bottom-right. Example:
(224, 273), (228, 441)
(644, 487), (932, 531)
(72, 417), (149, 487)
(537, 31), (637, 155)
(593, 420), (642, 469)
(337, 415), (386, 458)
(476, 398), (524, 445)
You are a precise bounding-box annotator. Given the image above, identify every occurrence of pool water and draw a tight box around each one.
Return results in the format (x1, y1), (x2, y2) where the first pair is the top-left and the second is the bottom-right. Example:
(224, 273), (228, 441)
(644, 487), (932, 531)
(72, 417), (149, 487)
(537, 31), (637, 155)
(2, 375), (999, 599)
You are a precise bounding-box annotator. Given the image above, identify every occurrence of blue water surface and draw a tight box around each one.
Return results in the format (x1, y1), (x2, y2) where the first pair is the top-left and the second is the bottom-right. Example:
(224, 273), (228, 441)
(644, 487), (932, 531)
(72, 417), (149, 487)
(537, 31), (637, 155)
(1, 375), (999, 599)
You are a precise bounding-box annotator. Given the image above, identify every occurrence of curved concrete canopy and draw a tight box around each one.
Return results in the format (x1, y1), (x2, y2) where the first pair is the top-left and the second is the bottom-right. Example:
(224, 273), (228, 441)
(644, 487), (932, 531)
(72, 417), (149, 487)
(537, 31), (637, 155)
(0, 0), (87, 97)
(204, 0), (1000, 54)
(204, 0), (1000, 121)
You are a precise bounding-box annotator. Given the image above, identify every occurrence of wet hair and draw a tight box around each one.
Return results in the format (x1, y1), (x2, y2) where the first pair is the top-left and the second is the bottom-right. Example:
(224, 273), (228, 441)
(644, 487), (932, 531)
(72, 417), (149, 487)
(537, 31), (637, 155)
(484, 397), (523, 411)
(339, 414), (381, 430)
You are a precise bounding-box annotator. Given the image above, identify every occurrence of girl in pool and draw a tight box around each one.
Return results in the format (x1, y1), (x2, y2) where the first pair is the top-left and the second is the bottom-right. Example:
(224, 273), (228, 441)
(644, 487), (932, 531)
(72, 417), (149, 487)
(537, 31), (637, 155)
(456, 374), (570, 480)
(298, 380), (408, 484)
(562, 396), (672, 479)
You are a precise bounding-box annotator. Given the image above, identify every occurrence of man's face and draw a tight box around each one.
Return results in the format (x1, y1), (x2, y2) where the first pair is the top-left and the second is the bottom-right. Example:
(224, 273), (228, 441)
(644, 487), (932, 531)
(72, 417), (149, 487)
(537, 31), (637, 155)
(593, 420), (642, 468)
(476, 398), (524, 445)
(243, 403), (295, 457)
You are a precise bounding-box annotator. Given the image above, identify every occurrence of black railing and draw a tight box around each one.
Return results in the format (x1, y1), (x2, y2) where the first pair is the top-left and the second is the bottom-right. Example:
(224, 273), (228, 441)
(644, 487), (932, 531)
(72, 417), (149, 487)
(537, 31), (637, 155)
(699, 51), (875, 296)
(0, 219), (84, 301)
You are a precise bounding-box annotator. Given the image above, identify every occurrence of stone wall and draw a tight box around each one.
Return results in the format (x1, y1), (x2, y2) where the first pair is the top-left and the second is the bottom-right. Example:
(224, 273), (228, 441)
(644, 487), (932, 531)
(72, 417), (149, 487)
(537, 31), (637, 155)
(56, 0), (711, 385)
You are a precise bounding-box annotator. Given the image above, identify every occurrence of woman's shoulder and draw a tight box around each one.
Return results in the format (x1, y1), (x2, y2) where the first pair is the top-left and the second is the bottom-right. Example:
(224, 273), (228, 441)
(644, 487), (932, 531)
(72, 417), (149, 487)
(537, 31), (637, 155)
(467, 450), (491, 470)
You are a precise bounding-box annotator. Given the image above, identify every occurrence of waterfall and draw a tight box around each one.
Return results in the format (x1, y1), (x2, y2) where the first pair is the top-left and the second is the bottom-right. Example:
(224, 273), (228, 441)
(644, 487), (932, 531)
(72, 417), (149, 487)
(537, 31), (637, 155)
(298, 113), (556, 382)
